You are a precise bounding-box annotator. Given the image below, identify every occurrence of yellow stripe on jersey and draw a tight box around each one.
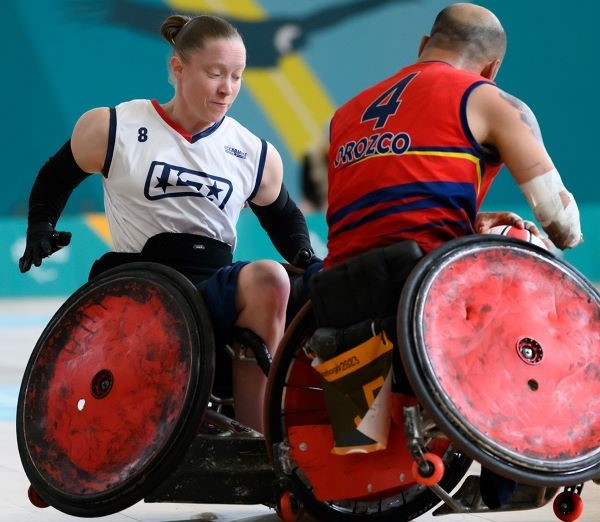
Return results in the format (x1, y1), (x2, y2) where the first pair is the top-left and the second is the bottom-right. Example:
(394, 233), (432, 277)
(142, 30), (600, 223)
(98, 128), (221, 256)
(404, 150), (482, 193)
(349, 149), (483, 194)
(164, 0), (335, 160)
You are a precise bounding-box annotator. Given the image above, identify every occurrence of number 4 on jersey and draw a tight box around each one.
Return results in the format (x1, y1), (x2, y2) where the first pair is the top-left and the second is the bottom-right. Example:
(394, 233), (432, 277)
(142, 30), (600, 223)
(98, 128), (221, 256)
(361, 72), (418, 129)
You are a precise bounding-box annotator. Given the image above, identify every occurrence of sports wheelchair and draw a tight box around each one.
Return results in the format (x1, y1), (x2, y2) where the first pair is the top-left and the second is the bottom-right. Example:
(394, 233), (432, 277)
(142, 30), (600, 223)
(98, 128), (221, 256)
(16, 235), (600, 521)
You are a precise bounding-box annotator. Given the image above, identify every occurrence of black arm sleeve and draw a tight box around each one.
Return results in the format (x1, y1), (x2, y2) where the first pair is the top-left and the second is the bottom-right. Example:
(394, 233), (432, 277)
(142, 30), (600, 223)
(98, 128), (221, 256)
(28, 140), (90, 227)
(248, 185), (314, 266)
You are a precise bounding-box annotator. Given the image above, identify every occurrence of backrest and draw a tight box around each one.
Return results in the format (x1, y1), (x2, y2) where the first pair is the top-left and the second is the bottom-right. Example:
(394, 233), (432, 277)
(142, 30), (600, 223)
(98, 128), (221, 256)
(309, 240), (424, 329)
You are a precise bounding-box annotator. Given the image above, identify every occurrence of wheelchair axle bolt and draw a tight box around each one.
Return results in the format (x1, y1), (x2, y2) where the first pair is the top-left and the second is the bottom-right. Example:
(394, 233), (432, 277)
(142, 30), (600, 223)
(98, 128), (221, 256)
(91, 369), (114, 399)
(516, 337), (543, 365)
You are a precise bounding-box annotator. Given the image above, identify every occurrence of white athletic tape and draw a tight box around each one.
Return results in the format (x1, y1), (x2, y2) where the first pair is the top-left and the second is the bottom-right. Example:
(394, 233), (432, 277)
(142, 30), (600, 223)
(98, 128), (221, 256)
(518, 168), (564, 206)
(518, 169), (582, 249)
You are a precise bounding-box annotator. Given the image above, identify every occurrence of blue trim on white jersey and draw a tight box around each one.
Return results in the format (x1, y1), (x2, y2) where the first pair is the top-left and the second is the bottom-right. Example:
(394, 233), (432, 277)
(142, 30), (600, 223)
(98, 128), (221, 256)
(248, 139), (267, 201)
(102, 107), (117, 178)
(190, 117), (225, 143)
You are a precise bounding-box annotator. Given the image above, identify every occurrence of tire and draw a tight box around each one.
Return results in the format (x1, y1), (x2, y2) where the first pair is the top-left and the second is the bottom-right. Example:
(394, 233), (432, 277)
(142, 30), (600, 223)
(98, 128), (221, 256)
(398, 235), (600, 486)
(17, 263), (215, 517)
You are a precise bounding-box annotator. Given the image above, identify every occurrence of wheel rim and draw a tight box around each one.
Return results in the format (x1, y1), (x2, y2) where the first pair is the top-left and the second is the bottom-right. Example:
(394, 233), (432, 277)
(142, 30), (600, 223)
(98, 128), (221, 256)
(399, 236), (600, 485)
(17, 263), (214, 516)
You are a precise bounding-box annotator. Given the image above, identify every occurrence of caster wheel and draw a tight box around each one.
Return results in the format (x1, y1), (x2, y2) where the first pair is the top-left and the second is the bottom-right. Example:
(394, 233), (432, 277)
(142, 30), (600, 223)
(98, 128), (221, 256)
(553, 491), (583, 522)
(27, 485), (49, 508)
(277, 490), (303, 522)
(412, 452), (445, 486)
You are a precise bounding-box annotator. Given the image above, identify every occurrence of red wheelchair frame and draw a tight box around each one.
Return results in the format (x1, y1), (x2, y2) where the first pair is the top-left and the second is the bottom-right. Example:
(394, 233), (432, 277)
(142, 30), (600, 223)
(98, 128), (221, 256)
(16, 235), (600, 522)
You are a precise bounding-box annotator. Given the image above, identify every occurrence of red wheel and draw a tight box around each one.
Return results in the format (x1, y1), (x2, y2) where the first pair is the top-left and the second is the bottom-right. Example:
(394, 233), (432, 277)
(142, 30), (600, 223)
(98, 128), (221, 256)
(399, 235), (600, 486)
(17, 263), (215, 517)
(277, 490), (302, 522)
(553, 491), (583, 522)
(411, 452), (445, 486)
(27, 485), (49, 508)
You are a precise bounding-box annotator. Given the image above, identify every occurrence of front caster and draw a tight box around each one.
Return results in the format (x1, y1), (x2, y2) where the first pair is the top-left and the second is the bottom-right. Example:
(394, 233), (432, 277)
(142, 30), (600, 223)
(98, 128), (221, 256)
(276, 489), (303, 522)
(411, 452), (445, 486)
(27, 485), (49, 508)
(553, 487), (583, 522)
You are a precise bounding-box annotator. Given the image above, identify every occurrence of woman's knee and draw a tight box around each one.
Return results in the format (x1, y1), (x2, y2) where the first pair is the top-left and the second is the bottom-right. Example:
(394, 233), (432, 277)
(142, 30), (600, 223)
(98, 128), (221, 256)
(239, 260), (290, 304)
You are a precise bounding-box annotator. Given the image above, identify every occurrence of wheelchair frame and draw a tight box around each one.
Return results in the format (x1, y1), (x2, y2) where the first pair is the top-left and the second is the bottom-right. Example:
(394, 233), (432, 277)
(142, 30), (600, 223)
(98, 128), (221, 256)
(16, 236), (600, 522)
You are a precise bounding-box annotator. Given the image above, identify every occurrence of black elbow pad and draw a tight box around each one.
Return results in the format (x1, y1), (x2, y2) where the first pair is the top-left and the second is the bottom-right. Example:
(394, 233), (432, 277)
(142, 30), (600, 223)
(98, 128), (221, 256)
(249, 185), (314, 266)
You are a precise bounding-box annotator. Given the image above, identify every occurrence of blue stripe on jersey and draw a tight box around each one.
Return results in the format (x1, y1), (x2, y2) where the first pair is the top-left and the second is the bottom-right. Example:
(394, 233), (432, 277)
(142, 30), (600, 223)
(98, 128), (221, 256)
(329, 181), (476, 227)
(374, 218), (474, 238)
(333, 196), (474, 235)
(248, 139), (268, 201)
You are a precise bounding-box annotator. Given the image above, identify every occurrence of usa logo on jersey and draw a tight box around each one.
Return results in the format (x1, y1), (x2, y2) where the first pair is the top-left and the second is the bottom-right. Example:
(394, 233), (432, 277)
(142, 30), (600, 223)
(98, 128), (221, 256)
(145, 161), (233, 210)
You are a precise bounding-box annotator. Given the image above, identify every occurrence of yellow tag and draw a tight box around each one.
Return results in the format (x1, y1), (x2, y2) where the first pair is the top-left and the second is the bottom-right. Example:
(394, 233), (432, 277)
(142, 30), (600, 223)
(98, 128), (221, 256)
(314, 331), (393, 383)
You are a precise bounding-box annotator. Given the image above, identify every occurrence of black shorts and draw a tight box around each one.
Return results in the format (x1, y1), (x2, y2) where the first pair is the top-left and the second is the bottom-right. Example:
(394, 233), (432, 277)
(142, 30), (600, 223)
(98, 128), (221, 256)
(89, 232), (248, 339)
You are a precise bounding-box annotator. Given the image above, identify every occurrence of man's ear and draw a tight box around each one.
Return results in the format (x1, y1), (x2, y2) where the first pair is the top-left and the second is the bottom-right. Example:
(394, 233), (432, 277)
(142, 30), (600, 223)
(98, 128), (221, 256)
(481, 58), (501, 80)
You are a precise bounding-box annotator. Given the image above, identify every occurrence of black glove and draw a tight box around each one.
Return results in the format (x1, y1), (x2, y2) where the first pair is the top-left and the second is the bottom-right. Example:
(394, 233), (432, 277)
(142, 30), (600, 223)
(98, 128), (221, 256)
(292, 247), (322, 269)
(19, 222), (72, 273)
(293, 248), (324, 298)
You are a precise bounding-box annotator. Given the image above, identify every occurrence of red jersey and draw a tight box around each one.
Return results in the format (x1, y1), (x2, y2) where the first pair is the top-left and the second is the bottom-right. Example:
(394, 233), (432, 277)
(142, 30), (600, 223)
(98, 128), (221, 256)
(325, 61), (503, 268)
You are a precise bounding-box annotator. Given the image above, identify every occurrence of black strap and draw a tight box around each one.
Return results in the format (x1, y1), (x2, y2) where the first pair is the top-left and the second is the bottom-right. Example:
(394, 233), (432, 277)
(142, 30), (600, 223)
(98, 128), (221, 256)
(232, 327), (271, 377)
(89, 233), (233, 284)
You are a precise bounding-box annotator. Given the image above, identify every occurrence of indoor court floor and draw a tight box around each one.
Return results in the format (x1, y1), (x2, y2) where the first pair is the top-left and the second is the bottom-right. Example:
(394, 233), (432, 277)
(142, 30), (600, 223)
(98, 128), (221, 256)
(2, 297), (600, 522)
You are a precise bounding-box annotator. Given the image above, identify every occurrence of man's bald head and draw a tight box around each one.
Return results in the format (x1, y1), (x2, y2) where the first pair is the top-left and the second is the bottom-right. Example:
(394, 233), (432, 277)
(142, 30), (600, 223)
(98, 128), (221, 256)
(426, 3), (506, 65)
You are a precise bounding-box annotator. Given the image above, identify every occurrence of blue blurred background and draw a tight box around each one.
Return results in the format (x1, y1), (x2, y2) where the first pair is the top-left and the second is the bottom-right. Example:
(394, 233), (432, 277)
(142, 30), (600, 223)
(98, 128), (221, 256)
(2, 0), (597, 296)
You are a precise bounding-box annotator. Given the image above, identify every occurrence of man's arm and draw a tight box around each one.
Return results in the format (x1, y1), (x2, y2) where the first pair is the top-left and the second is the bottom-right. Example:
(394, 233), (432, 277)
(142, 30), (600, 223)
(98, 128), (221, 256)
(468, 84), (582, 249)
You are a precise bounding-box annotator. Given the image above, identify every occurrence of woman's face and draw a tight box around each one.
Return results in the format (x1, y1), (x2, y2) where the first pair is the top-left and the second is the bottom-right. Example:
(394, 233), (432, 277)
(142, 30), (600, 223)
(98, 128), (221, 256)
(172, 36), (246, 127)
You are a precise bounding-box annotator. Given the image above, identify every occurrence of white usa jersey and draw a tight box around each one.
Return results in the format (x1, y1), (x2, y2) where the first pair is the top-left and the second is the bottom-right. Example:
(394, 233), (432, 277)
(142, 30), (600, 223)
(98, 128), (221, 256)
(102, 99), (267, 252)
